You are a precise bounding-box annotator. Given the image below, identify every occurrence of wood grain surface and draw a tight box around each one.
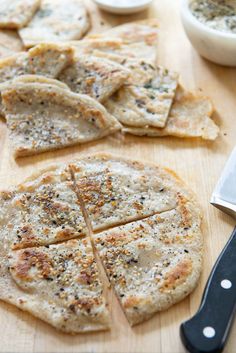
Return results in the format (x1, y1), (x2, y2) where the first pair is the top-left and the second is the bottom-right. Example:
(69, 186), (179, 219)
(0, 0), (235, 352)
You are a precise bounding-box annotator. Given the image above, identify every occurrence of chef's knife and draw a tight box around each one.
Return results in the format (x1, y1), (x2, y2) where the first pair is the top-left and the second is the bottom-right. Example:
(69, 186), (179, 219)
(180, 146), (236, 353)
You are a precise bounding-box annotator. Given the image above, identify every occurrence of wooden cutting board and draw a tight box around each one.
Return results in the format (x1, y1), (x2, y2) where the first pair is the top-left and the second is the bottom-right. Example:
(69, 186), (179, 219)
(0, 1), (235, 352)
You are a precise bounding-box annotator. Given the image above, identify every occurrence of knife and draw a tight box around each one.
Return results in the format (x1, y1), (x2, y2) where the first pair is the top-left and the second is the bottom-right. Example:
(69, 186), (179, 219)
(180, 146), (236, 353)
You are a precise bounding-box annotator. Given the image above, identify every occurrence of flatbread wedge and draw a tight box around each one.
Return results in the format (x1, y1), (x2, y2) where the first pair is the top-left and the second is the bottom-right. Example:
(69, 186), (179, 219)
(0, 43), (74, 83)
(13, 74), (70, 90)
(93, 198), (202, 325)
(0, 30), (23, 58)
(69, 153), (197, 232)
(105, 62), (178, 128)
(19, 0), (90, 48)
(0, 238), (110, 333)
(123, 87), (219, 140)
(2, 82), (121, 157)
(0, 0), (40, 29)
(58, 55), (130, 102)
(0, 165), (88, 250)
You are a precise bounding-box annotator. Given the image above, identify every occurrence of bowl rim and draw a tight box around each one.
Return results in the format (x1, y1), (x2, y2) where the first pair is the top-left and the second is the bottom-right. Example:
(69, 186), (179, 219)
(93, 0), (153, 10)
(181, 0), (236, 40)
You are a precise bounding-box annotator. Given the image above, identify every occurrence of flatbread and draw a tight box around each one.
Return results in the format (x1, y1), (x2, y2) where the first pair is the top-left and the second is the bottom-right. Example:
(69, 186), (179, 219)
(69, 153), (197, 232)
(93, 199), (202, 325)
(123, 87), (219, 140)
(0, 238), (110, 333)
(0, 43), (74, 83)
(71, 37), (158, 63)
(105, 63), (178, 128)
(88, 19), (159, 45)
(2, 82), (121, 157)
(0, 30), (23, 58)
(0, 0), (40, 29)
(0, 165), (88, 250)
(58, 55), (130, 103)
(13, 74), (70, 90)
(19, 0), (90, 48)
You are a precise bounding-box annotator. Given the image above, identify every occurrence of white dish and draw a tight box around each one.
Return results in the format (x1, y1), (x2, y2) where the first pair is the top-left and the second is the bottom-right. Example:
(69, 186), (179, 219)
(93, 0), (153, 15)
(180, 0), (236, 67)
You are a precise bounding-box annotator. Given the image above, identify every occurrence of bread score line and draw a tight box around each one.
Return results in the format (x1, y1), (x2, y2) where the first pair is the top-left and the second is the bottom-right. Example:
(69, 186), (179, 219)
(0, 153), (203, 332)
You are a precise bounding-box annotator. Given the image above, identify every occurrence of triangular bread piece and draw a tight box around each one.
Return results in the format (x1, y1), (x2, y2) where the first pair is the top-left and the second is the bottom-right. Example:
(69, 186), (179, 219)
(2, 82), (121, 157)
(123, 87), (219, 140)
(19, 0), (90, 48)
(0, 0), (40, 29)
(13, 74), (70, 90)
(105, 61), (178, 128)
(0, 165), (88, 250)
(0, 238), (110, 333)
(0, 43), (74, 83)
(69, 153), (197, 232)
(88, 19), (159, 45)
(58, 54), (130, 102)
(93, 199), (202, 325)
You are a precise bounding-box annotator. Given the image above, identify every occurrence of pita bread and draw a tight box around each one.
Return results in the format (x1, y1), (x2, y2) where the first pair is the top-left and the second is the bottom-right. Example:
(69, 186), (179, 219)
(105, 63), (178, 128)
(0, 0), (40, 29)
(58, 55), (130, 103)
(0, 238), (110, 333)
(0, 30), (23, 58)
(123, 87), (219, 140)
(19, 0), (90, 48)
(0, 165), (88, 250)
(2, 82), (121, 157)
(93, 199), (202, 325)
(69, 153), (197, 232)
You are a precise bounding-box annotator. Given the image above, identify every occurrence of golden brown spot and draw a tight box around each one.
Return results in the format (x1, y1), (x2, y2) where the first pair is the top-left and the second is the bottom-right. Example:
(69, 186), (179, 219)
(123, 296), (141, 309)
(159, 258), (192, 293)
(55, 228), (74, 240)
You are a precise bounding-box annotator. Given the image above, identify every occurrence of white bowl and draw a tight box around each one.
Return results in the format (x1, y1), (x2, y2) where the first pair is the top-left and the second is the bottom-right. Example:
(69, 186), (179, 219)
(180, 0), (236, 66)
(93, 0), (153, 15)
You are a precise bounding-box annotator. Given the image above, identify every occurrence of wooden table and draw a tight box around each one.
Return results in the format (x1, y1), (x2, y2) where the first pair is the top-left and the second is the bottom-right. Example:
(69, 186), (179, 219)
(0, 0), (235, 352)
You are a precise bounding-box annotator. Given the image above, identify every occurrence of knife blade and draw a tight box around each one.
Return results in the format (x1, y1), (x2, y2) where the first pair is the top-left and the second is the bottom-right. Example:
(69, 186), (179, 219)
(180, 146), (236, 353)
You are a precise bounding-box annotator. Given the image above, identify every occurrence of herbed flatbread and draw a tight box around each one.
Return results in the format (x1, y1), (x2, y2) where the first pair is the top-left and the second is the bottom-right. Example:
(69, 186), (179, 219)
(19, 0), (90, 48)
(123, 87), (219, 140)
(88, 19), (159, 45)
(13, 74), (70, 90)
(0, 238), (110, 333)
(2, 82), (121, 157)
(0, 0), (40, 29)
(0, 165), (88, 250)
(69, 153), (198, 232)
(0, 43), (74, 83)
(58, 55), (130, 103)
(105, 62), (178, 128)
(93, 199), (202, 325)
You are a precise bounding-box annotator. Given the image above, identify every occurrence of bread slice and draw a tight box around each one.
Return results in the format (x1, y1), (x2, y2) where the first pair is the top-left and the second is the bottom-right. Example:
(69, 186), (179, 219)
(2, 82), (121, 157)
(58, 54), (130, 102)
(0, 238), (110, 333)
(0, 0), (40, 29)
(123, 87), (219, 140)
(93, 200), (202, 325)
(19, 0), (90, 47)
(69, 153), (198, 232)
(105, 62), (178, 128)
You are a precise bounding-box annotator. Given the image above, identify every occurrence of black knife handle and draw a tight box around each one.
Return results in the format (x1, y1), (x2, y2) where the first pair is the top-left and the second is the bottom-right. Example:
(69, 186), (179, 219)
(180, 227), (236, 353)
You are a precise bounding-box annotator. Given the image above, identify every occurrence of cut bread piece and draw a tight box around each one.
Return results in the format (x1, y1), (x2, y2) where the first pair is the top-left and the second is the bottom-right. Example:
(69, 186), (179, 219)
(105, 63), (178, 128)
(58, 55), (130, 103)
(0, 238), (110, 333)
(2, 83), (121, 157)
(0, 43), (74, 83)
(13, 74), (70, 90)
(93, 200), (202, 325)
(123, 87), (219, 140)
(69, 153), (199, 232)
(0, 0), (40, 29)
(19, 0), (90, 48)
(0, 165), (88, 250)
